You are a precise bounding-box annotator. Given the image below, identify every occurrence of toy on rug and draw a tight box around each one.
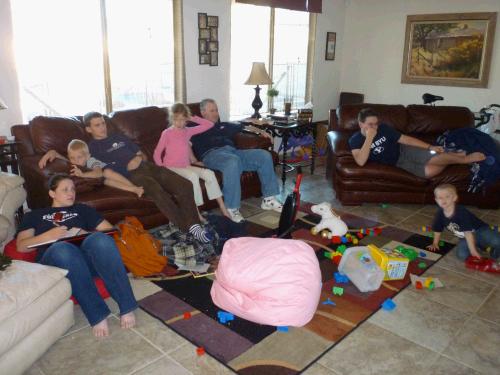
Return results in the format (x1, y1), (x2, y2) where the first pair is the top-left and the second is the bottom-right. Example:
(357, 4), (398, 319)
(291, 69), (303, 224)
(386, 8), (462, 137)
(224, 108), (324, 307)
(410, 274), (444, 289)
(465, 256), (500, 274)
(310, 202), (348, 239)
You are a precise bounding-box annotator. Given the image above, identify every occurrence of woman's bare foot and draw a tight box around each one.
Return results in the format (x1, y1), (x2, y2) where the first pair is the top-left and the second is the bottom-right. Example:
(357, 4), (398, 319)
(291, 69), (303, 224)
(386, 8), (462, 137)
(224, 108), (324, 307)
(92, 318), (109, 338)
(134, 187), (144, 198)
(466, 152), (486, 163)
(120, 311), (136, 329)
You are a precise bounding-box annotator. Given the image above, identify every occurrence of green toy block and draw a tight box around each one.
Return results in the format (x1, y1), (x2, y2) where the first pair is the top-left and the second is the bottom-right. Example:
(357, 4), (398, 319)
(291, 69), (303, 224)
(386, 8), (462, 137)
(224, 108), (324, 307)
(337, 244), (347, 254)
(427, 281), (435, 290)
(395, 246), (418, 261)
(418, 261), (426, 269)
(324, 251), (333, 259)
(333, 286), (344, 296)
(439, 241), (444, 247)
(381, 203), (388, 208)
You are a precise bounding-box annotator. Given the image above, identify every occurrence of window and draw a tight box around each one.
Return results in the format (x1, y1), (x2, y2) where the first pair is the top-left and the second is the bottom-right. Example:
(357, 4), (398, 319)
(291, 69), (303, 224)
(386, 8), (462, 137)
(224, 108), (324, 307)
(105, 0), (174, 110)
(11, 0), (174, 121)
(230, 3), (310, 119)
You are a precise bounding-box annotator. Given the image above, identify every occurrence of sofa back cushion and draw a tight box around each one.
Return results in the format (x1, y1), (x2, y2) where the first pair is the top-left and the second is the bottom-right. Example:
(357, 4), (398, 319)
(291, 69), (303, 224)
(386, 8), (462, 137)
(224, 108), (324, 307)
(30, 116), (87, 155)
(407, 105), (474, 134)
(337, 104), (408, 133)
(110, 106), (168, 160)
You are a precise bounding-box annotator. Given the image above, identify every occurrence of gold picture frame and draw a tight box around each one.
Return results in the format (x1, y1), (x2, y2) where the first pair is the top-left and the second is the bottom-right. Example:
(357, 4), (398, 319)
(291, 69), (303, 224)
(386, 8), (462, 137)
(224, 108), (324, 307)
(401, 12), (497, 88)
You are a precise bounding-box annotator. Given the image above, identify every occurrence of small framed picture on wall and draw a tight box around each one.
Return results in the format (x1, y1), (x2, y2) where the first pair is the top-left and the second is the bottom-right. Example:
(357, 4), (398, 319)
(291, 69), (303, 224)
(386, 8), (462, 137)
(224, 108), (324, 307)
(199, 39), (207, 54)
(207, 15), (218, 27)
(198, 13), (207, 29)
(208, 41), (219, 52)
(200, 54), (210, 65)
(210, 52), (218, 66)
(210, 27), (218, 41)
(199, 28), (210, 39)
(325, 32), (336, 61)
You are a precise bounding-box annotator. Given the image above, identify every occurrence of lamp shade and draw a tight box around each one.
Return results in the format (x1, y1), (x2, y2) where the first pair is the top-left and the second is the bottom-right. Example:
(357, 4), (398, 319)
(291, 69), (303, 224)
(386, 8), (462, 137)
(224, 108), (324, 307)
(0, 97), (7, 110)
(244, 62), (272, 85)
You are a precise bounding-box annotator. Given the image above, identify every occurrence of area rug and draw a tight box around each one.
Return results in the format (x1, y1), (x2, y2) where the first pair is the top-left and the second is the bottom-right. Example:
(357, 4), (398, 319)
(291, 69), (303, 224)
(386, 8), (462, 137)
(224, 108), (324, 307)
(139, 203), (454, 374)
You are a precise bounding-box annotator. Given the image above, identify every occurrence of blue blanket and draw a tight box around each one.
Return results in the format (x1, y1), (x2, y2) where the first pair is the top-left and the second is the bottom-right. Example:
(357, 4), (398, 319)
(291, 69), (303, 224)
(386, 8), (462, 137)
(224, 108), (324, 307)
(436, 128), (500, 192)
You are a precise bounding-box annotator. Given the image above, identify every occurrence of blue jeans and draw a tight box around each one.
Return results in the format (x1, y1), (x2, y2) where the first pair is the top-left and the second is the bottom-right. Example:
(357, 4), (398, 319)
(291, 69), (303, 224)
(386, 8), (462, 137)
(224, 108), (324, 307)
(202, 146), (280, 209)
(39, 232), (137, 326)
(455, 226), (500, 261)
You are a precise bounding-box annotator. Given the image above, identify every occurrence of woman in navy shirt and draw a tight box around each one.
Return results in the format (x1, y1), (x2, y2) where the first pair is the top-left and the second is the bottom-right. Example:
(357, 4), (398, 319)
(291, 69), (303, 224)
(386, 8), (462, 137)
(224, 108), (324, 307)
(16, 174), (137, 337)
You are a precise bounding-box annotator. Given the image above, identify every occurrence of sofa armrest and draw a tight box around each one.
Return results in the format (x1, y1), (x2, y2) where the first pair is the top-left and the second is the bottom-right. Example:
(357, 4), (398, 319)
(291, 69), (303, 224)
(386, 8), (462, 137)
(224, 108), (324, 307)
(11, 125), (35, 157)
(327, 130), (352, 158)
(19, 156), (104, 209)
(234, 132), (272, 150)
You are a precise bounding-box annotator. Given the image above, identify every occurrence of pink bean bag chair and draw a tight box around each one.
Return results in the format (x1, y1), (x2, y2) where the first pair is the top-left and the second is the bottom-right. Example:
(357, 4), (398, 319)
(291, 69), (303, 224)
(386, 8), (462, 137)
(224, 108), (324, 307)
(210, 237), (322, 327)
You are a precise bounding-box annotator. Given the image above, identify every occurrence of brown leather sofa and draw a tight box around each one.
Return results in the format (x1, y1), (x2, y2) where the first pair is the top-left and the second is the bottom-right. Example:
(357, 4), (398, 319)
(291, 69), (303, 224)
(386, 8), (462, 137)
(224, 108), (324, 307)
(12, 104), (274, 228)
(326, 104), (500, 208)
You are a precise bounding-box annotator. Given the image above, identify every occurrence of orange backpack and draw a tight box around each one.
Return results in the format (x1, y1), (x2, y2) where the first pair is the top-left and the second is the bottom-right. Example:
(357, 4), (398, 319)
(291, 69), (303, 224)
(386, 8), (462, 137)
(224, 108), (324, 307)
(113, 216), (167, 277)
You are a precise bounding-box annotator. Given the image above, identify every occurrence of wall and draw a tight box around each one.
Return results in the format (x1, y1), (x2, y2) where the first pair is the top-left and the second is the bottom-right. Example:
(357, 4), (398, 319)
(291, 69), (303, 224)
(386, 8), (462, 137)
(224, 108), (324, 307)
(340, 0), (500, 111)
(183, 0), (232, 121)
(0, 0), (22, 136)
(311, 0), (346, 121)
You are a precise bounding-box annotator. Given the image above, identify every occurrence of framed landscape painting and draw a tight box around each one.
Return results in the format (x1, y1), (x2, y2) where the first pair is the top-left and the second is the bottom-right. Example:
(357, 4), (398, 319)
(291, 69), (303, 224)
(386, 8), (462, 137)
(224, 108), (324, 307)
(401, 12), (497, 88)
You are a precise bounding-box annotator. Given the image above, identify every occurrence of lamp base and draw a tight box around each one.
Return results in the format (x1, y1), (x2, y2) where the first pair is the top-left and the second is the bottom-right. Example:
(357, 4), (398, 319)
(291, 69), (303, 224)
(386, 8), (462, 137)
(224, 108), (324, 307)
(251, 85), (263, 119)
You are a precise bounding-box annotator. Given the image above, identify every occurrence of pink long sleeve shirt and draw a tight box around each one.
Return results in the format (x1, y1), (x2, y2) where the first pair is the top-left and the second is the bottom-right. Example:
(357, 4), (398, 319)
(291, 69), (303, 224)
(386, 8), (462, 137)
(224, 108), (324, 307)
(153, 116), (214, 168)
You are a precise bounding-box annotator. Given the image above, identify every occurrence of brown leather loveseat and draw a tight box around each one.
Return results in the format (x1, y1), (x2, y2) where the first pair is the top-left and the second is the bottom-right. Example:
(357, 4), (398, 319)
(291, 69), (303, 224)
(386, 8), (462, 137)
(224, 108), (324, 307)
(12, 104), (274, 228)
(327, 104), (500, 208)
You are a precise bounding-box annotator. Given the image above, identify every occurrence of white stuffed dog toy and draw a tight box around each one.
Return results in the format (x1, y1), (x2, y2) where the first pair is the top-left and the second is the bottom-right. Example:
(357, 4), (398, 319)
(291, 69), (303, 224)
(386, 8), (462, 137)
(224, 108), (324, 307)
(311, 202), (348, 238)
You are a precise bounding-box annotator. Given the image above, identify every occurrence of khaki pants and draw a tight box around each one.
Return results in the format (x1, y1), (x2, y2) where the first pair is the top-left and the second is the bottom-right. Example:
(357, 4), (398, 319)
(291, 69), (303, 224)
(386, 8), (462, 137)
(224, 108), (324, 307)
(168, 165), (223, 206)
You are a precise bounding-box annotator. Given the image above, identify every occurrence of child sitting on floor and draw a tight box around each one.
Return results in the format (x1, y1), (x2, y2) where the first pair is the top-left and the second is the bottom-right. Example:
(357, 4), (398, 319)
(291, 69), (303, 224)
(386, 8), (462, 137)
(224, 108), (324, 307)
(50, 139), (144, 197)
(427, 184), (500, 266)
(153, 103), (231, 221)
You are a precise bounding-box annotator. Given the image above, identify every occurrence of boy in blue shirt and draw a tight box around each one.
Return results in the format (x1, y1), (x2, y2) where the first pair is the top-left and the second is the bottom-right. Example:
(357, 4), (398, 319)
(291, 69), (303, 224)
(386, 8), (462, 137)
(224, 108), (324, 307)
(349, 108), (486, 178)
(427, 184), (500, 265)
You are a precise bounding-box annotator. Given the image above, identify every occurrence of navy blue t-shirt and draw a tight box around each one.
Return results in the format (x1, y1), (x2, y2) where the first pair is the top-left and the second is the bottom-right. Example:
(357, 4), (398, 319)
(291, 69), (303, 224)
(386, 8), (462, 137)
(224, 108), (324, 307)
(431, 205), (487, 238)
(88, 134), (140, 177)
(17, 204), (104, 258)
(349, 123), (402, 165)
(190, 121), (243, 160)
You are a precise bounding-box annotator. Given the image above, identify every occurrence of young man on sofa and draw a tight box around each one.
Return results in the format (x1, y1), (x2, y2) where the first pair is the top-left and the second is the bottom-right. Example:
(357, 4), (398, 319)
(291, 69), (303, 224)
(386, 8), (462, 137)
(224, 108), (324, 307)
(349, 108), (486, 178)
(38, 112), (212, 242)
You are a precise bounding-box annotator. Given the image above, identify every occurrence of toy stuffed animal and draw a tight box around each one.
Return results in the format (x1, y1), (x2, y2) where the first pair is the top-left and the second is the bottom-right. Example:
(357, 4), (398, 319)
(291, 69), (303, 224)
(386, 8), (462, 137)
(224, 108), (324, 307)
(311, 202), (348, 238)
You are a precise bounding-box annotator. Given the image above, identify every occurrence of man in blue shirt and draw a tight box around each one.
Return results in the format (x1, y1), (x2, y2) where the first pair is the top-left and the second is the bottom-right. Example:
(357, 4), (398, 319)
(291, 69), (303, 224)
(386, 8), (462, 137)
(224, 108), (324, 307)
(349, 108), (486, 178)
(190, 99), (281, 223)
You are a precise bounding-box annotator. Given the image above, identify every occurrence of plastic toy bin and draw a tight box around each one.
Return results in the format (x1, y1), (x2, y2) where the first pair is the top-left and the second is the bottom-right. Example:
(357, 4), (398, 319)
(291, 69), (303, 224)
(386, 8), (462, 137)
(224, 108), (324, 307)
(338, 246), (384, 292)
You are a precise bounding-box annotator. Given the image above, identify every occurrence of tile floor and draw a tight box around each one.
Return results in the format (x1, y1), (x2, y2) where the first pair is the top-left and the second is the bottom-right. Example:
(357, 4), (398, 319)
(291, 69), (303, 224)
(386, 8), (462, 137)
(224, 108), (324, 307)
(26, 165), (500, 375)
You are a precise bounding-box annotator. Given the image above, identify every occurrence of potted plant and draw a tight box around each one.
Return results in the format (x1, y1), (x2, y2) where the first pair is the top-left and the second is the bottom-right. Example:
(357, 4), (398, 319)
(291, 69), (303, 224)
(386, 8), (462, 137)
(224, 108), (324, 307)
(267, 88), (279, 114)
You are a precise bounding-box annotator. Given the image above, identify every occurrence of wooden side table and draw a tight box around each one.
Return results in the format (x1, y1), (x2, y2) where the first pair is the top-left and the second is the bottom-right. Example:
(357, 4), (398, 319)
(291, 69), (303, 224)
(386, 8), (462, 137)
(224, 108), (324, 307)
(0, 141), (20, 175)
(261, 121), (317, 186)
(0, 141), (23, 222)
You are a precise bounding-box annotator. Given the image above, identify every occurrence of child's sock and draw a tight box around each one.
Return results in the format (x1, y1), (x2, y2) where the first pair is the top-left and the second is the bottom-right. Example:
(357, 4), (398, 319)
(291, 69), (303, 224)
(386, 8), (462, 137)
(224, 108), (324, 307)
(189, 224), (212, 243)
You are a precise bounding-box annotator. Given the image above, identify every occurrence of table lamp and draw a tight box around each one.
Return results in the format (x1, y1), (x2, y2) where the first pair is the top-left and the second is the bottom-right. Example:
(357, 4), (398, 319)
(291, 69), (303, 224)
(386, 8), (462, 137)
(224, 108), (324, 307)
(244, 62), (272, 118)
(0, 97), (7, 110)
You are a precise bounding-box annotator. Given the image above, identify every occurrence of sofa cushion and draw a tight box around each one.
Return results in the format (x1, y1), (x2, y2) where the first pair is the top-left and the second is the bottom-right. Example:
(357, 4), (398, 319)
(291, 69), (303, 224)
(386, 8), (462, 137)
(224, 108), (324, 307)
(110, 106), (168, 160)
(0, 260), (68, 322)
(407, 105), (474, 134)
(0, 277), (71, 357)
(30, 116), (86, 155)
(338, 104), (408, 133)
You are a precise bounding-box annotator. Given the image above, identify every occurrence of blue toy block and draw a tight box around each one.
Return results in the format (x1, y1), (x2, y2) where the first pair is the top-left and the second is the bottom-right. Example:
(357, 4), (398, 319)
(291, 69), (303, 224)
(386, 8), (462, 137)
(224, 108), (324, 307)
(277, 326), (289, 332)
(217, 311), (234, 324)
(381, 298), (396, 311)
(419, 251), (427, 258)
(341, 236), (348, 243)
(334, 272), (349, 284)
(322, 298), (336, 306)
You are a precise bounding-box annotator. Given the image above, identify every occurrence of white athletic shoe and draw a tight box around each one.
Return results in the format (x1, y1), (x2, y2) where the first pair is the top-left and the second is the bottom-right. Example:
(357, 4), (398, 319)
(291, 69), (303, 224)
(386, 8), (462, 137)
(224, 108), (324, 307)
(261, 197), (283, 212)
(227, 208), (244, 223)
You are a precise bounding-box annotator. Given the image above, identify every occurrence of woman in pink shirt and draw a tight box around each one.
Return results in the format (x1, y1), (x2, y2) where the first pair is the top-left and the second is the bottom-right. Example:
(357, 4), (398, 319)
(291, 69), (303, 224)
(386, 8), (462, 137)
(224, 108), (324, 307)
(154, 103), (230, 221)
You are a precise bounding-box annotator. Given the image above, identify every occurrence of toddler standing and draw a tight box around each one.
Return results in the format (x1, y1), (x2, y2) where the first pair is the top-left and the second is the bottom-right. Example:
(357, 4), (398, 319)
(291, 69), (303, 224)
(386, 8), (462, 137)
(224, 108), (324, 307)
(153, 103), (231, 221)
(427, 184), (500, 266)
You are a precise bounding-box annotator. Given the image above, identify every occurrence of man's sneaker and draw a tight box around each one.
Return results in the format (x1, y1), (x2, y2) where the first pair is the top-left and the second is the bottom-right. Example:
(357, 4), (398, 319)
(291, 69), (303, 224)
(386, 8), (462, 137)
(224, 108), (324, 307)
(227, 208), (244, 223)
(261, 197), (283, 212)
